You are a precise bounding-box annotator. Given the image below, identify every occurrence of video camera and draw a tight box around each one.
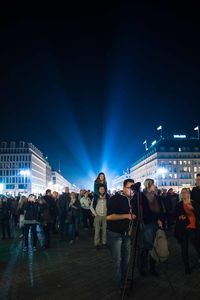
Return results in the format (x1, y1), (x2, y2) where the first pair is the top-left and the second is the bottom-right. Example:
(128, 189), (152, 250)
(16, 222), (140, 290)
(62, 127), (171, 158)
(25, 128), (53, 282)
(130, 182), (141, 192)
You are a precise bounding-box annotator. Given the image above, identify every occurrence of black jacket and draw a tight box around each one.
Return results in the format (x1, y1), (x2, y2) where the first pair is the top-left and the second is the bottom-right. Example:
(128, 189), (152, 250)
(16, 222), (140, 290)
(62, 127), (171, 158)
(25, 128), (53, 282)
(24, 202), (39, 221)
(191, 187), (200, 206)
(174, 200), (200, 243)
(132, 192), (164, 225)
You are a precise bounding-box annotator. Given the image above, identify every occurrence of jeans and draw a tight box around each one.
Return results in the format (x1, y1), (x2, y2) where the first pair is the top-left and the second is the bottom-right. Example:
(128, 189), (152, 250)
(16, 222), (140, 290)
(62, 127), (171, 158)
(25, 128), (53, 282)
(24, 224), (37, 247)
(181, 228), (200, 269)
(140, 223), (158, 272)
(107, 230), (131, 288)
(68, 217), (80, 241)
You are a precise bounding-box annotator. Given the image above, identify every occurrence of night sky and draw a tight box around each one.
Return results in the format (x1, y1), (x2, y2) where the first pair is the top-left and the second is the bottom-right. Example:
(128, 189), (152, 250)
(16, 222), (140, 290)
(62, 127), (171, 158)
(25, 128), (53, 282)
(0, 3), (199, 189)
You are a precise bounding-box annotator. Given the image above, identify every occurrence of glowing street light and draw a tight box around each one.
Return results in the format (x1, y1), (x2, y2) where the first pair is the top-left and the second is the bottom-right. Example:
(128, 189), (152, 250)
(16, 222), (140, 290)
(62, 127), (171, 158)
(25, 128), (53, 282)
(143, 140), (148, 151)
(151, 140), (157, 146)
(173, 135), (186, 138)
(19, 170), (30, 176)
(157, 168), (168, 175)
(157, 125), (163, 139)
(0, 183), (4, 193)
(194, 126), (199, 140)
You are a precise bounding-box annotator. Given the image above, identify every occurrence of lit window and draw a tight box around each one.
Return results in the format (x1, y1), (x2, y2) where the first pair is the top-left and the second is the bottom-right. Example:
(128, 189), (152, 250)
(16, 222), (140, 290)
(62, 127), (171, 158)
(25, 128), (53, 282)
(179, 148), (181, 152)
(194, 167), (197, 172)
(173, 161), (176, 165)
(180, 161), (182, 165)
(174, 174), (177, 179)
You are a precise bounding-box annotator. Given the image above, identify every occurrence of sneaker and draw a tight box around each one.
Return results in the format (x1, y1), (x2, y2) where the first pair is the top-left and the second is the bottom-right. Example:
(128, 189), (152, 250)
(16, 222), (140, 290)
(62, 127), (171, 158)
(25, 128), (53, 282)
(69, 240), (74, 245)
(19, 234), (24, 239)
(23, 246), (27, 252)
(33, 246), (37, 251)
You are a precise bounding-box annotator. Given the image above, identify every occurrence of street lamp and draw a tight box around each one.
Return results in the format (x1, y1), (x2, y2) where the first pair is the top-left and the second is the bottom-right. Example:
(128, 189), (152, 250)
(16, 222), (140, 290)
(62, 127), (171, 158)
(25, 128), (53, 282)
(157, 125), (163, 139)
(194, 126), (199, 140)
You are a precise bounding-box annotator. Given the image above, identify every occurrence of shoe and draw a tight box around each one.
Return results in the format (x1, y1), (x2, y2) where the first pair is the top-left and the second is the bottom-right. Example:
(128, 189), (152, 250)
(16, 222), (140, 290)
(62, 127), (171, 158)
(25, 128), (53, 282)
(33, 246), (37, 251)
(69, 240), (74, 245)
(102, 243), (108, 249)
(23, 246), (27, 252)
(19, 234), (24, 239)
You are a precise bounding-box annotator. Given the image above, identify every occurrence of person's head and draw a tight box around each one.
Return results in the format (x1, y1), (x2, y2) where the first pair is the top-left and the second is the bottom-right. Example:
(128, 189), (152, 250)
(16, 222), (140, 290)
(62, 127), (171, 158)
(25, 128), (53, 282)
(71, 192), (76, 200)
(28, 194), (36, 202)
(98, 185), (105, 196)
(45, 189), (51, 196)
(168, 188), (173, 194)
(123, 179), (135, 198)
(38, 196), (46, 204)
(96, 172), (106, 183)
(144, 179), (155, 192)
(180, 188), (191, 202)
(64, 187), (69, 193)
(195, 173), (200, 187)
(52, 191), (59, 199)
(84, 190), (89, 197)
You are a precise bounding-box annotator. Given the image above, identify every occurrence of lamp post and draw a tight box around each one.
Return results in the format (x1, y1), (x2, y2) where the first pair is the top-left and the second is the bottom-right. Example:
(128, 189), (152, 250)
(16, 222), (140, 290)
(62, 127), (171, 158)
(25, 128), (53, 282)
(157, 125), (163, 139)
(194, 126), (199, 140)
(143, 140), (148, 151)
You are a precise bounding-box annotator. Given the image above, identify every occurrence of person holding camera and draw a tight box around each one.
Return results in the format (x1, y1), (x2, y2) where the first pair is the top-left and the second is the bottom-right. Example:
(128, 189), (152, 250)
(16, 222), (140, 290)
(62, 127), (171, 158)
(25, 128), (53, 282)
(106, 179), (136, 291)
(133, 178), (163, 277)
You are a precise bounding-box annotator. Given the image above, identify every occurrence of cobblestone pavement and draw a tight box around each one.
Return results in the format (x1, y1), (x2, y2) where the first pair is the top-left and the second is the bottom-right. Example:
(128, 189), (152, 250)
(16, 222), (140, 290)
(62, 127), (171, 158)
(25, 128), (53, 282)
(0, 228), (200, 300)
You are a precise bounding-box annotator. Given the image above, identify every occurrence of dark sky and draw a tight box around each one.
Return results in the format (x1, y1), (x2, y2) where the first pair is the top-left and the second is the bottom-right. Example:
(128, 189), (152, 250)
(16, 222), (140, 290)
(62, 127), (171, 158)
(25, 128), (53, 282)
(0, 3), (200, 188)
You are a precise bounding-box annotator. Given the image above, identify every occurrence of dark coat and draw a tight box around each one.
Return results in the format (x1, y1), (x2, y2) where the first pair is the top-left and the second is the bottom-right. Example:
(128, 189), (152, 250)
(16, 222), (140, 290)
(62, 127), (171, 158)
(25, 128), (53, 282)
(174, 200), (200, 243)
(24, 202), (39, 221)
(132, 192), (164, 225)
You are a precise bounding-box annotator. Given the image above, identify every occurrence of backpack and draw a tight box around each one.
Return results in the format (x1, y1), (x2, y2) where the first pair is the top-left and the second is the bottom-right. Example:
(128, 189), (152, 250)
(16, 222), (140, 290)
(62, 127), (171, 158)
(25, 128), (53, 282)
(150, 229), (169, 262)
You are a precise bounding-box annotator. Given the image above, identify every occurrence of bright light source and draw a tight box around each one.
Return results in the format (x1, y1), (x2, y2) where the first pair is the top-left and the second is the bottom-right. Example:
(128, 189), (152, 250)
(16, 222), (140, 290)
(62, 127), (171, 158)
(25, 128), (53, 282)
(19, 170), (30, 176)
(173, 135), (186, 138)
(0, 183), (4, 193)
(157, 168), (168, 175)
(151, 140), (157, 146)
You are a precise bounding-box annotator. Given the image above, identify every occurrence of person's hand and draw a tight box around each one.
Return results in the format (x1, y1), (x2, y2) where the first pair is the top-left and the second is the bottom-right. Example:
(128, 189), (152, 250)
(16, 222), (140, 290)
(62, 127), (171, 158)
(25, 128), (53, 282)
(157, 219), (163, 228)
(127, 213), (136, 221)
(179, 215), (187, 220)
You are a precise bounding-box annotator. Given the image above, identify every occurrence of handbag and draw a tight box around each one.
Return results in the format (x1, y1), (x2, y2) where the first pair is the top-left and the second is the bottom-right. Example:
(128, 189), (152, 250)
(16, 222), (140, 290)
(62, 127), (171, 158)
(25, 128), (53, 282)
(150, 229), (169, 262)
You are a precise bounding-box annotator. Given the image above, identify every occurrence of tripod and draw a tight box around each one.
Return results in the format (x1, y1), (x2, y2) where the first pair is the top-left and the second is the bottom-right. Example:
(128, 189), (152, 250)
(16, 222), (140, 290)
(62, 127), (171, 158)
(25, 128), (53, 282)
(121, 189), (143, 299)
(121, 189), (179, 300)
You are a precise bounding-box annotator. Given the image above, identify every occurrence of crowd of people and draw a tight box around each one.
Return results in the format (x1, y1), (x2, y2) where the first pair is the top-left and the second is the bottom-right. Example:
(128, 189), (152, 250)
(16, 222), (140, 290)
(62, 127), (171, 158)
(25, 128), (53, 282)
(0, 172), (200, 295)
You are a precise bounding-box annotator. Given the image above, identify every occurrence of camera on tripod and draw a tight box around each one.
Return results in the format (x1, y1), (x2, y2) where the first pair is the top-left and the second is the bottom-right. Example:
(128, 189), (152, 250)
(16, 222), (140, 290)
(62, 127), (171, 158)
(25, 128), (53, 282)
(130, 182), (141, 192)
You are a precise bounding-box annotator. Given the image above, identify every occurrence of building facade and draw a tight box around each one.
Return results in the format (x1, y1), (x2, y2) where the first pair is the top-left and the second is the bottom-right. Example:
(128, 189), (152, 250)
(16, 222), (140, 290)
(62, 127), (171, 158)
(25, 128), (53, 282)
(130, 138), (200, 191)
(0, 141), (51, 196)
(111, 172), (131, 191)
(49, 171), (72, 193)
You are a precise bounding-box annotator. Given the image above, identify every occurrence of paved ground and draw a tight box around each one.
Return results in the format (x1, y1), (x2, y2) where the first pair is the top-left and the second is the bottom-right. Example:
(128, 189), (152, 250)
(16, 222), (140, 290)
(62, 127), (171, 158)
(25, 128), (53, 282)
(0, 227), (200, 300)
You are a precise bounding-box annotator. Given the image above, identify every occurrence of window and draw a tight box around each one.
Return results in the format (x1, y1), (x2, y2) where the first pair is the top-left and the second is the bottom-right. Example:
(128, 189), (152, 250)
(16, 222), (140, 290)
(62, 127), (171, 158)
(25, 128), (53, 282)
(173, 161), (177, 165)
(6, 184), (15, 189)
(179, 148), (181, 152)
(180, 161), (183, 165)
